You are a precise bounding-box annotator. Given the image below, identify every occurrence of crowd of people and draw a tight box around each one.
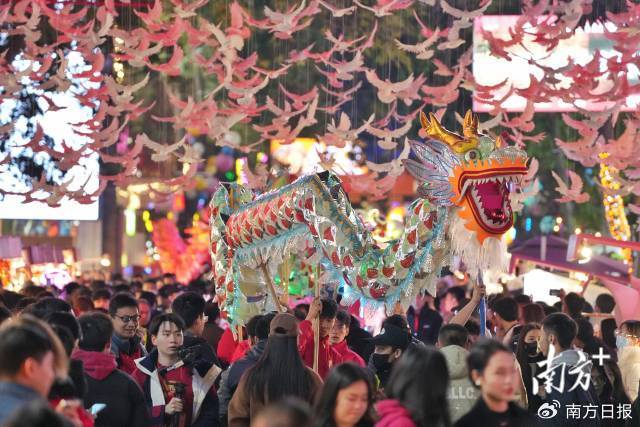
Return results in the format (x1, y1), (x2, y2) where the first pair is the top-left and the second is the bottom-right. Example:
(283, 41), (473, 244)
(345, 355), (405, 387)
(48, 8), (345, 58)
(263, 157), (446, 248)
(0, 272), (639, 427)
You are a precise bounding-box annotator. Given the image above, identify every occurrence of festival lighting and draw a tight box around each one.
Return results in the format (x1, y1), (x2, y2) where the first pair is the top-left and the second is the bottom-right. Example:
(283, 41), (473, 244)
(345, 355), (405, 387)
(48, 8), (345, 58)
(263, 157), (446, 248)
(124, 209), (136, 237)
(525, 217), (532, 232)
(100, 255), (111, 268)
(143, 210), (154, 232)
(579, 246), (593, 264)
(599, 154), (632, 265)
(113, 36), (125, 83)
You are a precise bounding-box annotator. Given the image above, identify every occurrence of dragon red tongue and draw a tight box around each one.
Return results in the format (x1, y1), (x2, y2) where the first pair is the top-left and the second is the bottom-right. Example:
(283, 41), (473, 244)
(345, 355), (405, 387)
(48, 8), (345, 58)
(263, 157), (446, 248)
(476, 181), (503, 209)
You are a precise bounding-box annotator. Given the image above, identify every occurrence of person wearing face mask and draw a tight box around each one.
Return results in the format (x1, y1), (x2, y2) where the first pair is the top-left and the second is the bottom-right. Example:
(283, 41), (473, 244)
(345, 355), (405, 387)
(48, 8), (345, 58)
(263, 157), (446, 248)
(368, 322), (411, 391)
(455, 339), (537, 427)
(515, 323), (544, 415)
(616, 320), (640, 402)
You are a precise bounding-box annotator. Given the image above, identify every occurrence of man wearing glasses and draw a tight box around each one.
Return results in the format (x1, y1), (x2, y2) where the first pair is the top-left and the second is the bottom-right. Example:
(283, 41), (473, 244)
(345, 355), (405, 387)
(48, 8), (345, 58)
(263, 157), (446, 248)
(109, 292), (148, 375)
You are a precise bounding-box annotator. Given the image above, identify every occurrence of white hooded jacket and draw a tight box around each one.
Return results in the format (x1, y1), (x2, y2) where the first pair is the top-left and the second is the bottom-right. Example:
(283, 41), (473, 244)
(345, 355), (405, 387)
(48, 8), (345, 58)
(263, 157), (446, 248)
(618, 346), (640, 402)
(441, 345), (479, 422)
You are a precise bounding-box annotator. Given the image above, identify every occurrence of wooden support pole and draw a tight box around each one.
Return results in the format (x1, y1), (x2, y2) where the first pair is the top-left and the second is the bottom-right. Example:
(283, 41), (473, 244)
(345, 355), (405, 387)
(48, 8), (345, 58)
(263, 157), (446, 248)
(282, 257), (290, 307)
(313, 263), (320, 373)
(260, 263), (283, 313)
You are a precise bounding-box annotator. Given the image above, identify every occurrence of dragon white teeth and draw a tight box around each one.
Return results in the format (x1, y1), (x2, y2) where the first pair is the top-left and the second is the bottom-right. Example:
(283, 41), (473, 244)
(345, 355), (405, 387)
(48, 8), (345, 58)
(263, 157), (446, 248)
(456, 180), (472, 203)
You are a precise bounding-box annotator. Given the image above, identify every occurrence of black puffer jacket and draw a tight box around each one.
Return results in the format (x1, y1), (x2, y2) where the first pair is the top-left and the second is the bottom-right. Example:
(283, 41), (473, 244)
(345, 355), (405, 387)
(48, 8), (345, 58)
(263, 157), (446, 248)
(218, 340), (266, 426)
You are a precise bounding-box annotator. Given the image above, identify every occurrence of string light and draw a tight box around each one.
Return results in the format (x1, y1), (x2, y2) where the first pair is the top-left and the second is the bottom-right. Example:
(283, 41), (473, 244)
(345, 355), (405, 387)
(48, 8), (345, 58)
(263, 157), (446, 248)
(142, 210), (153, 232)
(113, 36), (125, 83)
(580, 246), (593, 259)
(599, 154), (632, 265)
(100, 255), (111, 268)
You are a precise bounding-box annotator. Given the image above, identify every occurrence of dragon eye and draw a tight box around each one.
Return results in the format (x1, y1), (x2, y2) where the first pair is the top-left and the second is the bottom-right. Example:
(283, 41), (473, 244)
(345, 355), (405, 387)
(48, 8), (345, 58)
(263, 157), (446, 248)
(465, 149), (480, 162)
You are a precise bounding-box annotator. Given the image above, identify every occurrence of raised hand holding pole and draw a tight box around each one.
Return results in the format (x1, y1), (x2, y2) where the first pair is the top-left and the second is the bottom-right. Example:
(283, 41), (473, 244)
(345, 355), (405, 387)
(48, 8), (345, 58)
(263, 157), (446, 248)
(478, 271), (487, 337)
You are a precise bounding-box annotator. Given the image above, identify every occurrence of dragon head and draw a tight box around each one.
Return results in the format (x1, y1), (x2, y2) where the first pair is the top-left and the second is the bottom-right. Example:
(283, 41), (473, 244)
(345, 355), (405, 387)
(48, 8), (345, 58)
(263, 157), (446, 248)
(406, 111), (528, 245)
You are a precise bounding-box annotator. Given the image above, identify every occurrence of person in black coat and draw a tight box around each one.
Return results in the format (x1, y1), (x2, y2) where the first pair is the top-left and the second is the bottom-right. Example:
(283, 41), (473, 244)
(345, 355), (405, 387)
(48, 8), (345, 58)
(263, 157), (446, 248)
(73, 312), (150, 427)
(48, 323), (87, 402)
(218, 314), (274, 427)
(456, 339), (539, 427)
(347, 315), (374, 362)
(536, 313), (601, 427)
(172, 292), (223, 370)
(406, 292), (443, 345)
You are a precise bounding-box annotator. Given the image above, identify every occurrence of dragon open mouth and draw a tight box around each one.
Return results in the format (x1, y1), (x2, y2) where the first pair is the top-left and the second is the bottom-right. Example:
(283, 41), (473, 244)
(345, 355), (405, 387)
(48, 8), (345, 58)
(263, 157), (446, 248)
(460, 175), (517, 234)
(451, 159), (528, 239)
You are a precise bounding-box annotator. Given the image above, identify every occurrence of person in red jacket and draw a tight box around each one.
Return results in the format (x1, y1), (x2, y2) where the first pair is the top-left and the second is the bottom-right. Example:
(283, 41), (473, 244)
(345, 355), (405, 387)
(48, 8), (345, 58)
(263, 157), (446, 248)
(329, 310), (365, 367)
(131, 313), (220, 427)
(217, 326), (247, 368)
(298, 297), (342, 379)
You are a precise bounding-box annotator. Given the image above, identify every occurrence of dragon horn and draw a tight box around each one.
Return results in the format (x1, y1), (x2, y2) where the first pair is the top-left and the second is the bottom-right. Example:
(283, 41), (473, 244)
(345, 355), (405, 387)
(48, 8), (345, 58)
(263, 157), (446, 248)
(420, 111), (464, 147)
(463, 110), (479, 138)
(420, 110), (429, 130)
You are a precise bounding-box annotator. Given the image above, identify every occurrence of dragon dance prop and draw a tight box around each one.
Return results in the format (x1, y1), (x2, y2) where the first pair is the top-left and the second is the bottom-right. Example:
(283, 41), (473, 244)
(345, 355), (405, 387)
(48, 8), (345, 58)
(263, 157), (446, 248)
(210, 111), (529, 324)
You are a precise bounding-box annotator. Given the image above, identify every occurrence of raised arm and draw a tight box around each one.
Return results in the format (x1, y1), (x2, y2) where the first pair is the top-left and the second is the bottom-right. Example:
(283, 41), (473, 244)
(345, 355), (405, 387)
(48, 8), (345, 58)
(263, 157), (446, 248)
(448, 280), (486, 326)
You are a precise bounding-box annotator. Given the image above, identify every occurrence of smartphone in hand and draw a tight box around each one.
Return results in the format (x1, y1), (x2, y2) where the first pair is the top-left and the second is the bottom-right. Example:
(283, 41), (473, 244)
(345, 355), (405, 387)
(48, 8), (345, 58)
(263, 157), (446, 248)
(90, 403), (107, 416)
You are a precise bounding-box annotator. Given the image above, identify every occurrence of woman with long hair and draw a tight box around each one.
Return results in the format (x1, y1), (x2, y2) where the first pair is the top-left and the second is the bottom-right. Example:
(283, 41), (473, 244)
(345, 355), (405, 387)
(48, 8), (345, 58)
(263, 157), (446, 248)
(514, 323), (543, 414)
(313, 363), (375, 427)
(228, 313), (322, 427)
(375, 345), (450, 427)
(575, 318), (629, 427)
(455, 339), (536, 427)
